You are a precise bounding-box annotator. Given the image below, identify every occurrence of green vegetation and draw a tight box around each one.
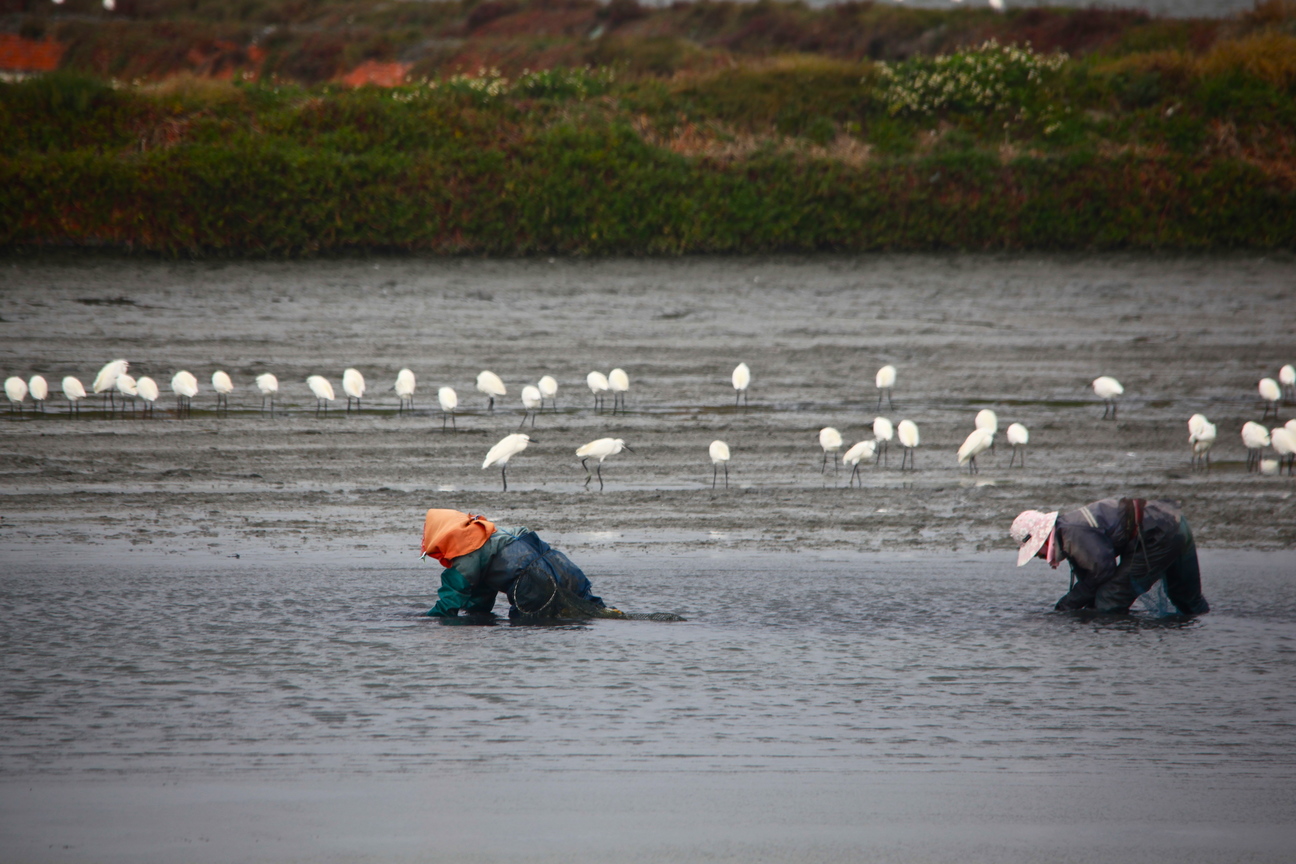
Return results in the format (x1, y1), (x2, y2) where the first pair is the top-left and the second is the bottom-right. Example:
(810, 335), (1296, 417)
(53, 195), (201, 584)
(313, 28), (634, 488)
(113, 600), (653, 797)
(2, 0), (1295, 255)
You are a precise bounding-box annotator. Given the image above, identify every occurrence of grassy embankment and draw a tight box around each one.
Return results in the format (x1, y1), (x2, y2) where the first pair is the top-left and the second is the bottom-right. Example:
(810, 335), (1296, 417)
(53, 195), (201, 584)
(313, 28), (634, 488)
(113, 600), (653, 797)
(2, 0), (1295, 254)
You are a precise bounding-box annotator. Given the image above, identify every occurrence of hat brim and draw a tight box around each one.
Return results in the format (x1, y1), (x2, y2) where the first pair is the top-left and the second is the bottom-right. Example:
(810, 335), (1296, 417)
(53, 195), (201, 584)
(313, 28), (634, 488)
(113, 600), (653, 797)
(1016, 511), (1058, 567)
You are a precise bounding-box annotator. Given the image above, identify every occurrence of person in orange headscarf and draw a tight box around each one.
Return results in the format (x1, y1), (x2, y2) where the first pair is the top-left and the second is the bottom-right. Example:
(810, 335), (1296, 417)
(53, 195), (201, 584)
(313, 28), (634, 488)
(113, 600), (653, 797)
(420, 508), (612, 619)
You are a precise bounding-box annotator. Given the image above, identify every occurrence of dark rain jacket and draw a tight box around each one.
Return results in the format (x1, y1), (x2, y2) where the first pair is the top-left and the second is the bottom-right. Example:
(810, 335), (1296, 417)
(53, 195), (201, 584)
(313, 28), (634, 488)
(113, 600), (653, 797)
(1052, 497), (1190, 613)
(428, 527), (604, 618)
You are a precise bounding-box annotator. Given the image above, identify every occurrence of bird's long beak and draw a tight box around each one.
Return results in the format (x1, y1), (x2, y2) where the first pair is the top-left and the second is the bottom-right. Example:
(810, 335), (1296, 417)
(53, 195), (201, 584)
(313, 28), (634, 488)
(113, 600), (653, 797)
(623, 445), (636, 454)
(528, 438), (541, 444)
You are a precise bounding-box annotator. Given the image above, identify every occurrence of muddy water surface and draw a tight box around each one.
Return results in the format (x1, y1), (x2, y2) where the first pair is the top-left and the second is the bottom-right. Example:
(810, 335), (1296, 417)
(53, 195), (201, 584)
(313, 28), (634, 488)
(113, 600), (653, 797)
(2, 255), (1295, 862)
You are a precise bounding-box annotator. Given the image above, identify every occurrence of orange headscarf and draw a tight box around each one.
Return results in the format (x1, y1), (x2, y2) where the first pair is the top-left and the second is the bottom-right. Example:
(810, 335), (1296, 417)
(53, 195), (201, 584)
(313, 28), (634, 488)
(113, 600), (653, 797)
(420, 509), (496, 568)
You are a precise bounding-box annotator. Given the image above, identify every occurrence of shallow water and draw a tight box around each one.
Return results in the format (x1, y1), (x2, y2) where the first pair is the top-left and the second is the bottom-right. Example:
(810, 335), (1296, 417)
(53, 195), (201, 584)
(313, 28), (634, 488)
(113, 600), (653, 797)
(2, 253), (1296, 861)
(2, 547), (1295, 862)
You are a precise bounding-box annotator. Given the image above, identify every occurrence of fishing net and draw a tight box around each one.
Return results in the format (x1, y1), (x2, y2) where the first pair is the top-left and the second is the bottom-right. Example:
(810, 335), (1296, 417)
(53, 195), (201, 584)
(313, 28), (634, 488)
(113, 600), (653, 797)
(1135, 577), (1174, 617)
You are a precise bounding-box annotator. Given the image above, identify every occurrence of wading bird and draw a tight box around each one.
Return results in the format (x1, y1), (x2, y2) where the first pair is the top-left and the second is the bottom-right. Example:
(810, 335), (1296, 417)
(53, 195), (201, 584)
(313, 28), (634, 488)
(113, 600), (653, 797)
(343, 368), (365, 413)
(1260, 377), (1281, 421)
(975, 409), (998, 453)
(732, 362), (750, 407)
(212, 370), (234, 414)
(114, 374), (138, 417)
(1007, 422), (1029, 467)
(1241, 421), (1271, 472)
(171, 370), (198, 417)
(395, 369), (416, 414)
(1260, 458), (1280, 476)
(873, 416), (893, 466)
(586, 371), (609, 412)
(1271, 426), (1296, 475)
(28, 375), (48, 412)
(93, 359), (129, 411)
(875, 365), (896, 410)
(819, 426), (843, 473)
(136, 376), (159, 418)
(1093, 376), (1124, 420)
(5, 376), (27, 413)
(255, 373), (279, 414)
(1281, 365), (1296, 403)
(483, 433), (532, 492)
(958, 427), (994, 474)
(519, 385), (542, 428)
(897, 419), (920, 470)
(609, 368), (629, 414)
(63, 376), (86, 415)
(1188, 415), (1216, 471)
(307, 375), (335, 416)
(575, 437), (634, 491)
(476, 371), (506, 412)
(843, 439), (876, 488)
(538, 375), (558, 411)
(438, 386), (458, 430)
(709, 439), (730, 490)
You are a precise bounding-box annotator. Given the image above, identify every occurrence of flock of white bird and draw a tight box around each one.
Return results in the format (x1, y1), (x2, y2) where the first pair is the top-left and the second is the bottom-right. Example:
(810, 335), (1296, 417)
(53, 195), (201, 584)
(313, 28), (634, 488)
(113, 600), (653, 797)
(5, 359), (1296, 491)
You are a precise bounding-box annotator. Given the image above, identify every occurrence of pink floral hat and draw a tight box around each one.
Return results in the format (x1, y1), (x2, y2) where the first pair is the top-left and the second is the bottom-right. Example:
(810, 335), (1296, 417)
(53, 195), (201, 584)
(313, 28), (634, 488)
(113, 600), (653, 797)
(1011, 510), (1058, 567)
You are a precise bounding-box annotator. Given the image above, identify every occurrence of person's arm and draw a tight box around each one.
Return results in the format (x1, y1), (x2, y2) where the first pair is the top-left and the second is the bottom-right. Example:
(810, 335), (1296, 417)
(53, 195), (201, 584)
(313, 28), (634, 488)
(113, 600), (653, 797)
(1054, 528), (1117, 611)
(428, 566), (475, 617)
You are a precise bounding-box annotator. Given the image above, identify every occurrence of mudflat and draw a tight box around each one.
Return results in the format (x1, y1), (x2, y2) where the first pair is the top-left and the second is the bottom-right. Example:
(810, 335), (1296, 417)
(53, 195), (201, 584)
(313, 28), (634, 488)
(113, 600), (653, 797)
(2, 254), (1294, 557)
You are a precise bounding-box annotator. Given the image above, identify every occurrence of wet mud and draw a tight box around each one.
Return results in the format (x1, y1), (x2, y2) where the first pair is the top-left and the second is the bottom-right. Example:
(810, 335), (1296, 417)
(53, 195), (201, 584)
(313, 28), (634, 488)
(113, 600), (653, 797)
(3, 254), (1295, 560)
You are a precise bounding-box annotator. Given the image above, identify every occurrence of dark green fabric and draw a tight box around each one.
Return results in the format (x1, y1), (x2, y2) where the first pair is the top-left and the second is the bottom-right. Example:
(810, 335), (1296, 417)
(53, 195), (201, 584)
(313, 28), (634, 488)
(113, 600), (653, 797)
(427, 526), (527, 617)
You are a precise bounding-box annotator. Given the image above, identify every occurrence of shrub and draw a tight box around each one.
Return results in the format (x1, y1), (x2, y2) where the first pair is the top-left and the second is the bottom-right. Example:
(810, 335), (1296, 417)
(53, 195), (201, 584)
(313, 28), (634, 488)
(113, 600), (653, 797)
(874, 40), (1067, 118)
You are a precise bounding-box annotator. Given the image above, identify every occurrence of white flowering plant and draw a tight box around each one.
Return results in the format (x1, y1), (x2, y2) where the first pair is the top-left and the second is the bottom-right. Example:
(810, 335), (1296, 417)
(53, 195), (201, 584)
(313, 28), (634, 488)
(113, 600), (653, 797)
(388, 66), (614, 105)
(873, 40), (1068, 120)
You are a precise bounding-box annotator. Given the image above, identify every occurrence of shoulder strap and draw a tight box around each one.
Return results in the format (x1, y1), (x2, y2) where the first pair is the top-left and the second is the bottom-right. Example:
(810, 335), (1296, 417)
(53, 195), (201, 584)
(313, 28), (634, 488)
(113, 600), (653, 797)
(1079, 506), (1100, 529)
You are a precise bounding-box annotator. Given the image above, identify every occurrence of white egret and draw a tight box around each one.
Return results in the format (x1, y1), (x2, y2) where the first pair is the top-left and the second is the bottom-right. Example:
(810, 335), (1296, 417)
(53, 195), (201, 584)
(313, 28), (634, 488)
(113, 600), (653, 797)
(93, 359), (129, 410)
(255, 373), (279, 414)
(1007, 422), (1029, 468)
(958, 427), (994, 474)
(171, 370), (198, 417)
(212, 370), (234, 414)
(5, 376), (28, 413)
(575, 437), (634, 491)
(709, 439), (730, 490)
(28, 375), (48, 413)
(307, 375), (335, 416)
(819, 426), (843, 473)
(1190, 420), (1217, 472)
(609, 368), (629, 414)
(1188, 413), (1208, 438)
(732, 362), (750, 407)
(1288, 419), (1296, 435)
(586, 371), (609, 412)
(843, 440), (876, 488)
(519, 385), (542, 429)
(1260, 458), (1280, 476)
(136, 376), (159, 418)
(538, 375), (558, 411)
(342, 368), (365, 413)
(1093, 376), (1123, 420)
(1271, 427), (1296, 476)
(395, 369), (416, 414)
(438, 386), (458, 431)
(873, 416), (894, 466)
(1259, 377), (1281, 421)
(1281, 364), (1295, 402)
(897, 419), (919, 470)
(483, 432), (532, 491)
(975, 408), (998, 453)
(1241, 421), (1271, 472)
(476, 371), (506, 412)
(114, 374), (138, 417)
(63, 376), (86, 415)
(875, 364), (896, 410)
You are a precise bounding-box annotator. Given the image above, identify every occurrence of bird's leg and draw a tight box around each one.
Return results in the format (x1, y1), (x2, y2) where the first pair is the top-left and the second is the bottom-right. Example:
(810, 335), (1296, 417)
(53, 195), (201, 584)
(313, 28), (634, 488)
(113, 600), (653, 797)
(441, 412), (447, 431)
(821, 451), (828, 473)
(501, 466), (508, 492)
(850, 464), (860, 487)
(712, 464), (718, 490)
(886, 390), (894, 410)
(450, 412), (456, 430)
(876, 391), (883, 409)
(723, 463), (729, 489)
(597, 463), (604, 492)
(517, 412), (528, 430)
(834, 452), (840, 473)
(581, 457), (591, 488)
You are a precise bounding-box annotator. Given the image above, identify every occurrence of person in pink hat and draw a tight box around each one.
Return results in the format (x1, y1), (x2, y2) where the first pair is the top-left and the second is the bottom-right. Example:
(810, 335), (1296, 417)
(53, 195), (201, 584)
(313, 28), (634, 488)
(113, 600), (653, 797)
(1011, 498), (1209, 615)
